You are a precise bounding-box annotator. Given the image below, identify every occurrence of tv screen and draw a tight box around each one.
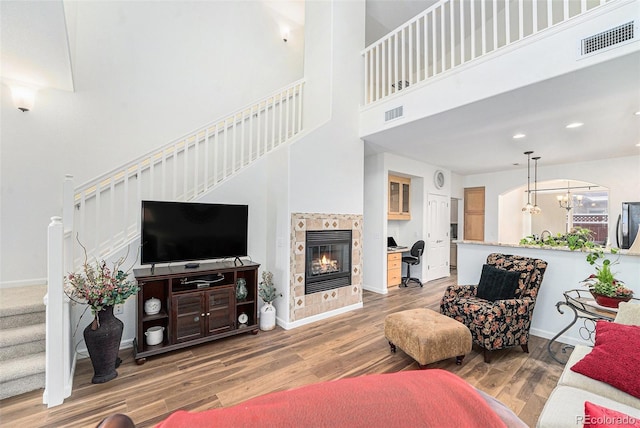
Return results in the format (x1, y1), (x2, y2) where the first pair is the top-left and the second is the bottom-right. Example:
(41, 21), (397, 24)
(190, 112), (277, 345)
(141, 200), (248, 265)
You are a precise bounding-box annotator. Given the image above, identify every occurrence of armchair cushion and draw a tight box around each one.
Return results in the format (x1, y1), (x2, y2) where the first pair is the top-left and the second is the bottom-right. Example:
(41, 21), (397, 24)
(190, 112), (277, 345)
(476, 264), (521, 301)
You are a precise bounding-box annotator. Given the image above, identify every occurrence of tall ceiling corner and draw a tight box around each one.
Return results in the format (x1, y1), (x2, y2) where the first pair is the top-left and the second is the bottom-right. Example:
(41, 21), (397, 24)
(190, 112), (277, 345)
(0, 0), (75, 92)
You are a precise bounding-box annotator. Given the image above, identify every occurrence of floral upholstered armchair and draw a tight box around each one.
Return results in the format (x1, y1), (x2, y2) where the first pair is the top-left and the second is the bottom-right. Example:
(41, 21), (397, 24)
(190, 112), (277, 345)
(440, 253), (548, 363)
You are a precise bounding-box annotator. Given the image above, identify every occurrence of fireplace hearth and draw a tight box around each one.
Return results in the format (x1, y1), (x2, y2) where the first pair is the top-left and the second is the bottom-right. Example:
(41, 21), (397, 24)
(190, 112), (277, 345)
(305, 230), (352, 294)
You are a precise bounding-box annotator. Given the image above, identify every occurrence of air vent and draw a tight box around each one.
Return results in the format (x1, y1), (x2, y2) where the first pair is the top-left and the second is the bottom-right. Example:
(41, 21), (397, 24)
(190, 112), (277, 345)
(385, 106), (404, 122)
(581, 21), (635, 56)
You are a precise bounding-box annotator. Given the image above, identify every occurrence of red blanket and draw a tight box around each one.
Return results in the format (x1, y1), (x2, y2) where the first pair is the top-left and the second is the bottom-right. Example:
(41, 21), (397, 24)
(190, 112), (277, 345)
(156, 369), (507, 427)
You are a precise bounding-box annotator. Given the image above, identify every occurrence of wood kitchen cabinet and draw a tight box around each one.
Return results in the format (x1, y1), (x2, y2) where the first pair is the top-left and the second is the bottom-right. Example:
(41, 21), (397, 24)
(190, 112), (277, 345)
(388, 175), (411, 220)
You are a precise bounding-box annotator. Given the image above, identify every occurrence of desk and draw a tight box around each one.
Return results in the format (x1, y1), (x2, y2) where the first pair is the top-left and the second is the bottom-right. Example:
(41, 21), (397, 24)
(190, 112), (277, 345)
(387, 248), (406, 287)
(547, 289), (618, 364)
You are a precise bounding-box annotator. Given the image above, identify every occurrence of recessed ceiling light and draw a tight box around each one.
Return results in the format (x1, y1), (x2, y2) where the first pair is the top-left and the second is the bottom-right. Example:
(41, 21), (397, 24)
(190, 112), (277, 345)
(635, 111), (640, 116)
(566, 122), (584, 129)
(636, 142), (640, 147)
(513, 133), (526, 139)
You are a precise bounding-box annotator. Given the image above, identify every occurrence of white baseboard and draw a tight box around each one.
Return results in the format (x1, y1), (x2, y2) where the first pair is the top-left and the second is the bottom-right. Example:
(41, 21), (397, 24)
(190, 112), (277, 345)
(280, 302), (363, 330)
(530, 327), (591, 348)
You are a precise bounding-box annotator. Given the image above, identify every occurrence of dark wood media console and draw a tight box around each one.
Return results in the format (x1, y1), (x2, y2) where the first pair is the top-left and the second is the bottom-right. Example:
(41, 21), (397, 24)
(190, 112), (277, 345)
(133, 260), (260, 364)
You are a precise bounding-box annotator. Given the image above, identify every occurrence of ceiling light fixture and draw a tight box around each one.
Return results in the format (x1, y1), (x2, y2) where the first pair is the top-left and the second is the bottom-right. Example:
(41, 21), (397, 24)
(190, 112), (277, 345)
(522, 151), (534, 213)
(513, 133), (526, 139)
(531, 156), (542, 214)
(282, 28), (289, 42)
(635, 111), (640, 116)
(566, 122), (584, 129)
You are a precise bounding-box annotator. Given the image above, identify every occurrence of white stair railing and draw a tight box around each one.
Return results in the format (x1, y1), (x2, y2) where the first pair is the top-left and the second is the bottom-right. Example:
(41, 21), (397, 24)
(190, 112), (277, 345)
(71, 79), (305, 265)
(45, 79), (305, 407)
(362, 0), (612, 105)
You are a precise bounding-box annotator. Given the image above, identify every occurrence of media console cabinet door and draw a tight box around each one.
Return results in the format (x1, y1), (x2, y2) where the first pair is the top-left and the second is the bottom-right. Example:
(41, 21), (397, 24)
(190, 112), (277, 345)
(173, 293), (206, 343)
(206, 287), (235, 335)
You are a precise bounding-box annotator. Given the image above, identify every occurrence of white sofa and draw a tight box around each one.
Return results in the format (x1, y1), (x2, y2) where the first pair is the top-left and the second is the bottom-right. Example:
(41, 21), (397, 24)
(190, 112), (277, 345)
(537, 302), (640, 427)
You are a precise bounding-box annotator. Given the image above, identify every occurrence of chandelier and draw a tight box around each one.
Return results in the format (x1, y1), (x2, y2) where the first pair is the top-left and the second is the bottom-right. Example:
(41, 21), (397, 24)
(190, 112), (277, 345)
(557, 182), (583, 211)
(522, 151), (541, 214)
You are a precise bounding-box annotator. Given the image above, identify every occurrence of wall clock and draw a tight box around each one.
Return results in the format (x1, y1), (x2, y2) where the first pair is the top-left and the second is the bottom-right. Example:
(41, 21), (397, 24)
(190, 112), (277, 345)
(434, 170), (445, 189)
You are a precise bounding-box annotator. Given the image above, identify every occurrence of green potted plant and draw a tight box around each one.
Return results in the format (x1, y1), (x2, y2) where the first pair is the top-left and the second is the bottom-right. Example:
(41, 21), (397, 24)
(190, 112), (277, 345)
(582, 248), (634, 308)
(258, 271), (281, 331)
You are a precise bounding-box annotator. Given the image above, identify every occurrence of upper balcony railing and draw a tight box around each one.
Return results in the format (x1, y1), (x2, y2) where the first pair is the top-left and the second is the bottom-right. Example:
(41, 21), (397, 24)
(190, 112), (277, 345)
(362, 0), (612, 106)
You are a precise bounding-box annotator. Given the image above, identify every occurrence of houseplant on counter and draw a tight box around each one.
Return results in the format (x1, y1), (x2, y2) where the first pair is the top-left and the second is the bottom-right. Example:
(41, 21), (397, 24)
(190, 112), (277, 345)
(65, 247), (139, 383)
(582, 247), (634, 308)
(258, 270), (281, 331)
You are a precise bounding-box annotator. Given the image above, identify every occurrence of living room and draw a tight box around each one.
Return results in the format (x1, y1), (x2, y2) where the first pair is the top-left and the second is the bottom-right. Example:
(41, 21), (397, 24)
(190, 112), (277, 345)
(1, 0), (639, 426)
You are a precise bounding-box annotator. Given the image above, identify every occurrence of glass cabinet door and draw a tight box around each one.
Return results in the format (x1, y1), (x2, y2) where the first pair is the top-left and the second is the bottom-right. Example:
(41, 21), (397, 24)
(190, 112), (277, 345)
(389, 181), (400, 213)
(402, 183), (410, 214)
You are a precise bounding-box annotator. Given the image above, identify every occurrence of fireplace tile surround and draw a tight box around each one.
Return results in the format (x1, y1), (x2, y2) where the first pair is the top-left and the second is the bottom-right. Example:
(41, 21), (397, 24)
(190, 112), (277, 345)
(290, 213), (363, 322)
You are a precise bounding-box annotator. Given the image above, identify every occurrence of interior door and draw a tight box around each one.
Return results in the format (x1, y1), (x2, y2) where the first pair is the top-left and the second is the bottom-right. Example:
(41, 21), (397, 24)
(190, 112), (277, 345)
(427, 194), (450, 281)
(464, 187), (485, 241)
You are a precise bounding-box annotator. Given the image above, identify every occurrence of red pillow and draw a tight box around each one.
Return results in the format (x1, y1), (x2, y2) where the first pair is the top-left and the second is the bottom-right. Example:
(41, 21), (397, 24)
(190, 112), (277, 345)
(583, 401), (640, 427)
(571, 321), (640, 399)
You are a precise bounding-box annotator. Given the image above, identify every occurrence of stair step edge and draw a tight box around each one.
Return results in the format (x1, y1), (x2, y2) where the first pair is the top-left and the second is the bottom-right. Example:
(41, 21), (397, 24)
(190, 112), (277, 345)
(0, 353), (46, 383)
(0, 323), (46, 347)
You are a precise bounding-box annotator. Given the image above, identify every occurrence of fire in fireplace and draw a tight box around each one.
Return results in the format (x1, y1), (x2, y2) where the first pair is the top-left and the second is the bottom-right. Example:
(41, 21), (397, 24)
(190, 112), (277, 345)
(305, 230), (352, 294)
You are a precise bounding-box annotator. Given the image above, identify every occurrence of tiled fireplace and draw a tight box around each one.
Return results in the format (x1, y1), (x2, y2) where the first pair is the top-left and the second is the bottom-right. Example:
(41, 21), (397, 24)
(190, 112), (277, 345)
(291, 213), (363, 322)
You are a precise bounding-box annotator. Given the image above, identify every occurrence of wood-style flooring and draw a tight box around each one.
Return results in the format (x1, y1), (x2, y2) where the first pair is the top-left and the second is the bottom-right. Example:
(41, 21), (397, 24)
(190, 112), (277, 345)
(0, 274), (567, 427)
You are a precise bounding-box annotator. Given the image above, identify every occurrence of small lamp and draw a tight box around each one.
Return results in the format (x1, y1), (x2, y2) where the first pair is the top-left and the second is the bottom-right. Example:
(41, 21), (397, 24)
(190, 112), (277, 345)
(10, 85), (36, 112)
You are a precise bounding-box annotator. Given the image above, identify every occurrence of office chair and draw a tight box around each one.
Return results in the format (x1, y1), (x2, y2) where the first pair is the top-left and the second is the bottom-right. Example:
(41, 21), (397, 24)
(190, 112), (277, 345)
(401, 240), (425, 287)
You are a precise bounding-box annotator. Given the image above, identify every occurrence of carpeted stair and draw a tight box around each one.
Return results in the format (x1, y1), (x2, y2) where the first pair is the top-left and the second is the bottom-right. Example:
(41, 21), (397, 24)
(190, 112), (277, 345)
(0, 285), (47, 400)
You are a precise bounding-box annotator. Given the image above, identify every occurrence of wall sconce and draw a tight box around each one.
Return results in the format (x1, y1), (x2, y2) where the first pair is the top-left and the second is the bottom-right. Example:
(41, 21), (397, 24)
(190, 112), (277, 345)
(10, 85), (36, 112)
(282, 28), (289, 42)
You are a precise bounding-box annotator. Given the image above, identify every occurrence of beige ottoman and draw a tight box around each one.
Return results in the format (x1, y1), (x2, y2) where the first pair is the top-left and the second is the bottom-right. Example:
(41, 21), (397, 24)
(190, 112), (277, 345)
(384, 308), (472, 367)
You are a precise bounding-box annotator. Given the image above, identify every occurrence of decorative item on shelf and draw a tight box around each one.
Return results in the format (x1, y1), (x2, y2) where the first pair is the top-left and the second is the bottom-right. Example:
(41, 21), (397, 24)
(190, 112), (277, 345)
(238, 312), (249, 328)
(582, 247), (634, 308)
(258, 270), (281, 331)
(145, 326), (165, 346)
(144, 297), (161, 315)
(236, 278), (248, 301)
(64, 240), (139, 383)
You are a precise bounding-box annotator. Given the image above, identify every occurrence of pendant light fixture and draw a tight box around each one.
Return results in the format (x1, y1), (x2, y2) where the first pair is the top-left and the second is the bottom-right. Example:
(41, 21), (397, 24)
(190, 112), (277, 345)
(532, 156), (541, 214)
(522, 151), (534, 213)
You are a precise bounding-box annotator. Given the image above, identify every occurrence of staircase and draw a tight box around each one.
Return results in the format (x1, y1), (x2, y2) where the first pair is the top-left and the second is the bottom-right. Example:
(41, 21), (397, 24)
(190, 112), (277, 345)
(0, 285), (47, 400)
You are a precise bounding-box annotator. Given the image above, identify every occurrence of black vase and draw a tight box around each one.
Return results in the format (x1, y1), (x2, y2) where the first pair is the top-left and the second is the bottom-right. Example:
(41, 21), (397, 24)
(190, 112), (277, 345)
(83, 306), (124, 384)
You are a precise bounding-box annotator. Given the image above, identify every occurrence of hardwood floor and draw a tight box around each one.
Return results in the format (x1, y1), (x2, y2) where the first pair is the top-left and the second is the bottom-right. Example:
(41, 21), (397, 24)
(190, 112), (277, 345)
(0, 274), (566, 427)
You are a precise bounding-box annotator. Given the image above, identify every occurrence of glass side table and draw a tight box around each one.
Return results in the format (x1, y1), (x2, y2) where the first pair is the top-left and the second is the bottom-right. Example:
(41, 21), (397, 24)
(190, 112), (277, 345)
(547, 289), (620, 364)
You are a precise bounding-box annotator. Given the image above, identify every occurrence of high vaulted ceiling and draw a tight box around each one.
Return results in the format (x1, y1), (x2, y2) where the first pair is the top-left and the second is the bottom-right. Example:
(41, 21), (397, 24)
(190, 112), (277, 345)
(2, 0), (639, 176)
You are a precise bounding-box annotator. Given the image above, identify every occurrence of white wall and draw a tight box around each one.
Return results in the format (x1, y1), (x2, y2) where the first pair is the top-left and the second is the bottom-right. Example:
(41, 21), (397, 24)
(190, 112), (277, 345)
(0, 1), (304, 286)
(463, 156), (640, 246)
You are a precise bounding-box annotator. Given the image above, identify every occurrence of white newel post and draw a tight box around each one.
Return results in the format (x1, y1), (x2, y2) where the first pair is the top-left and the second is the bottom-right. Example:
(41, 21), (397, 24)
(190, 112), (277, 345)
(44, 216), (65, 407)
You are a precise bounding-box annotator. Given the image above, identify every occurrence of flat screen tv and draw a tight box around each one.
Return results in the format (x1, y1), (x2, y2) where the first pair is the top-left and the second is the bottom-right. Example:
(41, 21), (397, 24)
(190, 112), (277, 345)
(141, 200), (248, 266)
